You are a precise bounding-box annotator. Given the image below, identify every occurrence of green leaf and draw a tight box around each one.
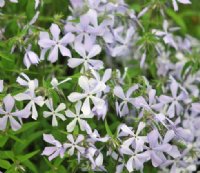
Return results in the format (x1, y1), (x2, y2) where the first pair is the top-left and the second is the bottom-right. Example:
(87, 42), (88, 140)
(13, 122), (40, 135)
(0, 135), (9, 148)
(166, 9), (187, 33)
(0, 159), (11, 169)
(17, 150), (40, 162)
(105, 119), (113, 138)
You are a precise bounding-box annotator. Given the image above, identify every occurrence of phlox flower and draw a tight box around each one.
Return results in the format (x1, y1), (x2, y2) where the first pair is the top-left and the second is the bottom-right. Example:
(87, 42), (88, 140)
(0, 94), (30, 131)
(38, 23), (75, 63)
(42, 134), (65, 161)
(68, 76), (106, 115)
(43, 99), (66, 126)
(65, 101), (94, 132)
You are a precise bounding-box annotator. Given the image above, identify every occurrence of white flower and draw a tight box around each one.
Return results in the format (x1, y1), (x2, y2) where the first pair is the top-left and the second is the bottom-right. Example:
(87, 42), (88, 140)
(68, 76), (106, 115)
(42, 134), (65, 161)
(38, 23), (75, 63)
(0, 80), (3, 92)
(0, 94), (30, 131)
(152, 20), (179, 49)
(65, 101), (94, 132)
(67, 42), (103, 71)
(14, 91), (44, 120)
(63, 134), (85, 157)
(23, 48), (40, 69)
(51, 77), (72, 89)
(172, 0), (191, 11)
(43, 99), (66, 126)
(118, 122), (147, 152)
(16, 73), (38, 92)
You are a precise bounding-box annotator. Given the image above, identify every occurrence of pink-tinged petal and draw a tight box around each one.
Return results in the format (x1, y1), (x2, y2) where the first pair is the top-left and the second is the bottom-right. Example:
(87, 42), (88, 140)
(78, 119), (87, 131)
(80, 14), (90, 29)
(87, 9), (98, 26)
(32, 103), (38, 120)
(75, 43), (86, 58)
(43, 134), (56, 144)
(75, 101), (82, 115)
(23, 54), (31, 69)
(177, 0), (191, 4)
(45, 99), (53, 110)
(11, 108), (31, 119)
(138, 6), (149, 18)
(56, 113), (66, 121)
(0, 116), (8, 131)
(75, 134), (84, 144)
(111, 45), (126, 57)
(0, 108), (6, 114)
(65, 110), (76, 118)
(59, 45), (71, 57)
(152, 29), (166, 36)
(48, 150), (60, 161)
(163, 20), (169, 32)
(95, 153), (103, 167)
(147, 130), (159, 147)
(67, 134), (74, 143)
(158, 95), (173, 104)
(81, 97), (91, 115)
(172, 0), (178, 11)
(87, 45), (101, 59)
(191, 103), (200, 112)
(59, 32), (75, 45)
(3, 94), (15, 113)
(68, 92), (86, 102)
(43, 111), (52, 118)
(48, 46), (59, 63)
(0, 80), (3, 92)
(154, 144), (172, 152)
(167, 146), (181, 158)
(170, 80), (178, 98)
(167, 102), (175, 118)
(67, 119), (77, 132)
(39, 31), (50, 40)
(150, 152), (163, 167)
(68, 146), (75, 156)
(102, 69), (112, 82)
(55, 103), (66, 112)
(52, 115), (58, 126)
(88, 59), (103, 69)
(0, 0), (5, 7)
(90, 96), (104, 109)
(42, 146), (57, 156)
(34, 96), (44, 107)
(38, 39), (56, 48)
(50, 24), (60, 41)
(126, 84), (139, 98)
(120, 103), (129, 116)
(177, 91), (187, 100)
(149, 89), (156, 105)
(68, 58), (84, 68)
(114, 86), (125, 100)
(9, 116), (21, 131)
(78, 76), (90, 92)
(136, 122), (146, 135)
(163, 130), (175, 143)
(151, 103), (163, 111)
(14, 93), (30, 101)
(175, 102), (183, 115)
(140, 52), (146, 68)
(120, 124), (134, 136)
(126, 156), (134, 172)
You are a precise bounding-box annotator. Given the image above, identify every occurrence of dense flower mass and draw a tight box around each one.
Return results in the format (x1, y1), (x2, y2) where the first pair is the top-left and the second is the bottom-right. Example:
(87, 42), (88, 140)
(0, 0), (200, 172)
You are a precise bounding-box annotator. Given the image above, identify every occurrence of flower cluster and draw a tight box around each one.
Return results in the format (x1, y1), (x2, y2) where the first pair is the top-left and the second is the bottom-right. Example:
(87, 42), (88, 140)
(1, 0), (200, 172)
